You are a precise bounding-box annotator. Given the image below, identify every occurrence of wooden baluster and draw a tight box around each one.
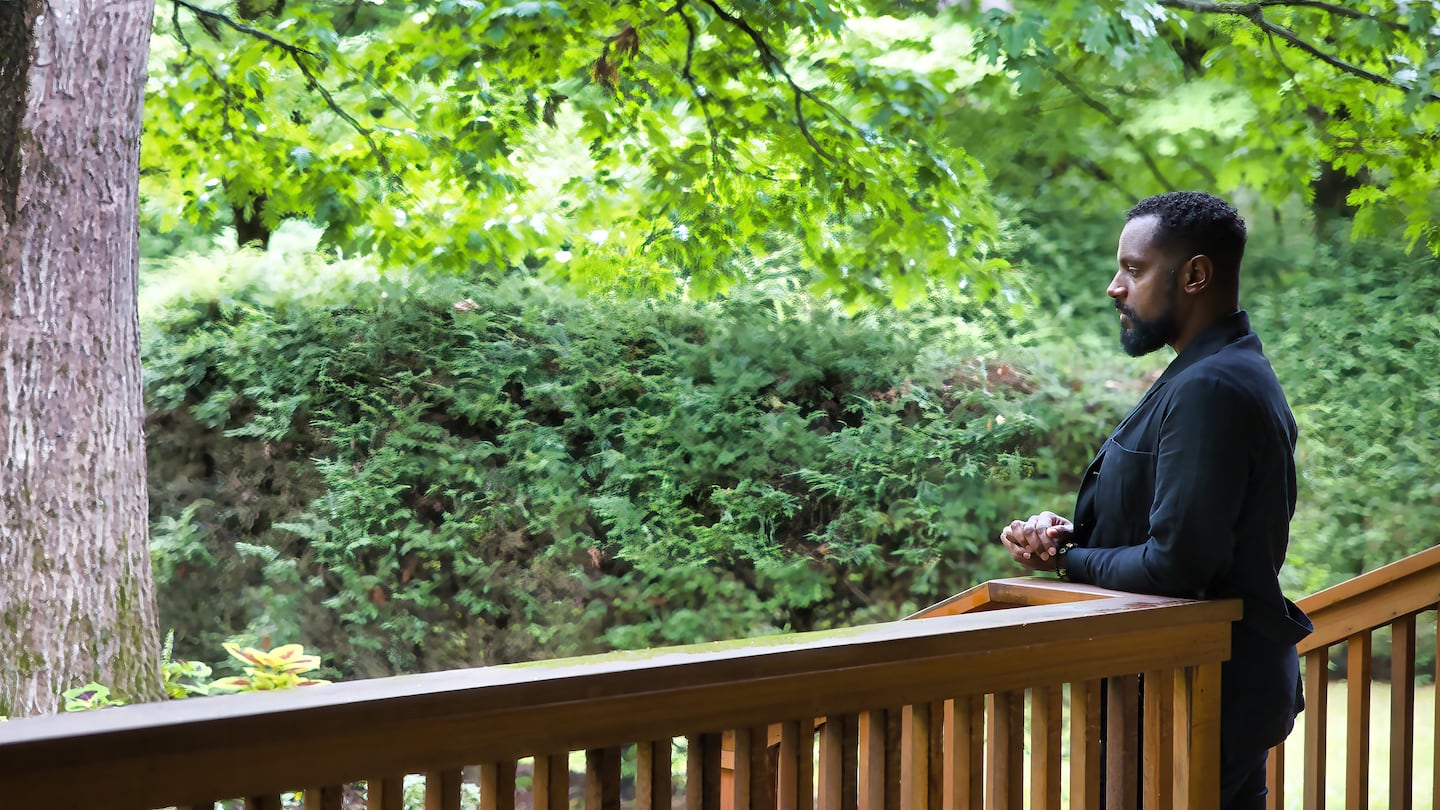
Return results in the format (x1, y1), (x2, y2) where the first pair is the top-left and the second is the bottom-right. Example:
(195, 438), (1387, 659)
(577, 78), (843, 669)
(859, 709), (888, 810)
(426, 769), (462, 810)
(735, 726), (774, 810)
(819, 718), (844, 810)
(1186, 662), (1221, 807)
(1346, 633), (1372, 810)
(1069, 681), (1102, 810)
(885, 710), (903, 810)
(925, 701), (944, 810)
(777, 720), (814, 810)
(1265, 741), (1283, 810)
(246, 798), (284, 810)
(689, 732), (725, 810)
(304, 786), (343, 810)
(368, 776), (405, 810)
(1172, 664), (1221, 810)
(639, 740), (674, 810)
(1172, 669), (1194, 810)
(587, 746), (623, 810)
(845, 715), (860, 810)
(534, 754), (571, 810)
(1029, 685), (1062, 810)
(1434, 607), (1439, 810)
(1143, 670), (1175, 810)
(818, 714), (859, 810)
(1302, 648), (1329, 810)
(731, 726), (754, 807)
(901, 704), (930, 810)
(1105, 676), (1140, 810)
(1390, 615), (1417, 810)
(724, 731), (737, 810)
(985, 691), (1023, 810)
(482, 761), (517, 810)
(943, 696), (984, 810)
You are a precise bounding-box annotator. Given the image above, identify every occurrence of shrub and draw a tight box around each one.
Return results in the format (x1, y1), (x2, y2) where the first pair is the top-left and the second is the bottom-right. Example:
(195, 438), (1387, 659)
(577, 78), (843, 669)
(144, 263), (1105, 677)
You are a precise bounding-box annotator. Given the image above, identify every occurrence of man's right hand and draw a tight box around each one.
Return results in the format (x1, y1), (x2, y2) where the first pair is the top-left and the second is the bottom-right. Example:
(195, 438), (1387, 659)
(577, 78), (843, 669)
(999, 511), (1074, 569)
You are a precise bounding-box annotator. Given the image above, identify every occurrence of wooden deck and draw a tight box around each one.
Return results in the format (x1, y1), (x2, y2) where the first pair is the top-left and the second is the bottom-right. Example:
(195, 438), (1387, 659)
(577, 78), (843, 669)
(0, 546), (1436, 810)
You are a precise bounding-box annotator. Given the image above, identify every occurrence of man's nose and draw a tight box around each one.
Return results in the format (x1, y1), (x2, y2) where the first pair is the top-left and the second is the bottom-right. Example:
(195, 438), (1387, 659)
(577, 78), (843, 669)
(1107, 272), (1125, 300)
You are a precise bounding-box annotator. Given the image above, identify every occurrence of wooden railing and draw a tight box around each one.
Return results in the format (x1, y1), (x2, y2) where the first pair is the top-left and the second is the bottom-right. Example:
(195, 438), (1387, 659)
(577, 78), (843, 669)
(0, 579), (1239, 810)
(1266, 544), (1440, 810)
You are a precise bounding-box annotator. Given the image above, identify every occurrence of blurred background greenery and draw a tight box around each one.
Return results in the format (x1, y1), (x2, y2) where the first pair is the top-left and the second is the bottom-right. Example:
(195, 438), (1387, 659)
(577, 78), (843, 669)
(136, 0), (1440, 680)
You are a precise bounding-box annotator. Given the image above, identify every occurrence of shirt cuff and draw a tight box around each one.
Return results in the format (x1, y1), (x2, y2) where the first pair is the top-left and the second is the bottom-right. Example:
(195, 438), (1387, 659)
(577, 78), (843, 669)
(1063, 546), (1092, 583)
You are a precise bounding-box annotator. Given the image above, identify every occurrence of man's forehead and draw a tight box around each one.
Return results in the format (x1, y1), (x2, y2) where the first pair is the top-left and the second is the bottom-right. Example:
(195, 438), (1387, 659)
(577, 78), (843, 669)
(1117, 216), (1164, 261)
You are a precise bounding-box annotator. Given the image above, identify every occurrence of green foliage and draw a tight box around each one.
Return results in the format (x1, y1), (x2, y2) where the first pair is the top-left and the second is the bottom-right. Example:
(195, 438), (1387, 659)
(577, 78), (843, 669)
(162, 629), (214, 698)
(143, 249), (1106, 675)
(61, 683), (127, 709)
(61, 637), (327, 719)
(141, 0), (1006, 305)
(138, 216), (1440, 687)
(61, 684), (127, 712)
(208, 642), (330, 692)
(135, 0), (1440, 318)
(956, 1), (1440, 252)
(1253, 228), (1440, 593)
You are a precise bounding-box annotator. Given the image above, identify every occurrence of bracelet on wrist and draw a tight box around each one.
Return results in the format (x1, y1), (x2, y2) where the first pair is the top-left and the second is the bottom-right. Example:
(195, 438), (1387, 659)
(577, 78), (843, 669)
(1055, 542), (1077, 581)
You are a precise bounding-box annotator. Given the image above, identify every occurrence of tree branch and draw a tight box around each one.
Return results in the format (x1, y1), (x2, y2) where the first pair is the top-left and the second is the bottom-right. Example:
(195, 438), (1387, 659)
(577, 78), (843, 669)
(1254, 0), (1407, 32)
(1046, 68), (1181, 191)
(1073, 156), (1129, 197)
(170, 0), (228, 93)
(697, 0), (836, 162)
(1163, 0), (1405, 29)
(670, 1), (728, 171)
(1262, 27), (1320, 112)
(1159, 0), (1440, 102)
(170, 0), (398, 176)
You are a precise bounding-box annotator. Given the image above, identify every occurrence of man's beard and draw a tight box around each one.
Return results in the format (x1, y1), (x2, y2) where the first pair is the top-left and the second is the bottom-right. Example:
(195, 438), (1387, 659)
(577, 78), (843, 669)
(1116, 262), (1180, 357)
(1118, 305), (1177, 356)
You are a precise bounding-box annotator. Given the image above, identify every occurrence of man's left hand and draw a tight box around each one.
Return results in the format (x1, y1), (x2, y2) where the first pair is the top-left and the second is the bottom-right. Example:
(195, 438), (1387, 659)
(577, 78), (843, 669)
(999, 511), (1072, 572)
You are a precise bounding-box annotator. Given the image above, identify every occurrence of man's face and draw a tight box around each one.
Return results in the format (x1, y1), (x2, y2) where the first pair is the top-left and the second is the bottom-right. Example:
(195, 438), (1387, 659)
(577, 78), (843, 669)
(1110, 215), (1180, 357)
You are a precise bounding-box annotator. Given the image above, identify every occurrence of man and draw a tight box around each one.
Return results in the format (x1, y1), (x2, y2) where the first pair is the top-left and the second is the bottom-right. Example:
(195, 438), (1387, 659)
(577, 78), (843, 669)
(1000, 191), (1312, 809)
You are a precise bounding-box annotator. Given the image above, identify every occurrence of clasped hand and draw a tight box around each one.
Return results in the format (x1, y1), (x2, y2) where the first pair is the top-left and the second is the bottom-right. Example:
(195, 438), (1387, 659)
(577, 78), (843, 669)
(999, 511), (1073, 572)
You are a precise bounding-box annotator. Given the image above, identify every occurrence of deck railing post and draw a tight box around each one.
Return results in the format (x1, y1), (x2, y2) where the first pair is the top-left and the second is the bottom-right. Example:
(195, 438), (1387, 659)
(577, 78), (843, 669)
(1070, 681), (1103, 810)
(1143, 669), (1175, 810)
(1344, 633), (1372, 810)
(1105, 675), (1140, 810)
(1390, 616), (1417, 810)
(1030, 686), (1062, 810)
(984, 691), (1023, 810)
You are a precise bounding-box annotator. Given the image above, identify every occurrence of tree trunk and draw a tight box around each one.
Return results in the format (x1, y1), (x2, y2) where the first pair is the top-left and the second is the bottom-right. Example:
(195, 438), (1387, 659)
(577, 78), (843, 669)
(0, 0), (161, 716)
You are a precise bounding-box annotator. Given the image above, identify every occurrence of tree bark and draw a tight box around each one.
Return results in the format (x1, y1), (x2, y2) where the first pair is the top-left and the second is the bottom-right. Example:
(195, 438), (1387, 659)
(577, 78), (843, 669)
(0, 0), (161, 715)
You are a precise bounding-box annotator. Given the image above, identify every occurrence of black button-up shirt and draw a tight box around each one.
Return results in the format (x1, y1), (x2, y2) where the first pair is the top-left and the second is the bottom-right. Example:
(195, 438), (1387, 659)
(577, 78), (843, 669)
(1067, 310), (1312, 647)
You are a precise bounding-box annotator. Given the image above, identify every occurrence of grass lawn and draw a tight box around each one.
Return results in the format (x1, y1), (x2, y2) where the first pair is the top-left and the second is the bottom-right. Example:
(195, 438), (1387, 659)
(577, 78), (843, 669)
(1279, 682), (1436, 810)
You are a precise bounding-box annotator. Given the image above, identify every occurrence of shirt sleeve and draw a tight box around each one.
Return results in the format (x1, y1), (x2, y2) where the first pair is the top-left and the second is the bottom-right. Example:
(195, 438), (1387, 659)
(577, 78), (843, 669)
(1066, 376), (1258, 597)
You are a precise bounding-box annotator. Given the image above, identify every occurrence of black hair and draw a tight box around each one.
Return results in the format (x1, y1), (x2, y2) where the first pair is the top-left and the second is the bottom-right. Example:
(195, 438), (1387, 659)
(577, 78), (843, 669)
(1126, 191), (1247, 283)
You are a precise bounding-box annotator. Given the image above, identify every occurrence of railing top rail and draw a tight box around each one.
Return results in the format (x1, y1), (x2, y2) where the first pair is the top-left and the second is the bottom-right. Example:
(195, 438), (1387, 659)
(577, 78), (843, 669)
(1296, 544), (1440, 653)
(906, 577), (1122, 619)
(0, 592), (1239, 810)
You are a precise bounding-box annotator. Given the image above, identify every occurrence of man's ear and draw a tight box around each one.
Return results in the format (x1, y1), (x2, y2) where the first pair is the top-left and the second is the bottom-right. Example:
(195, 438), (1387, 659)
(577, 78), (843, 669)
(1179, 254), (1212, 295)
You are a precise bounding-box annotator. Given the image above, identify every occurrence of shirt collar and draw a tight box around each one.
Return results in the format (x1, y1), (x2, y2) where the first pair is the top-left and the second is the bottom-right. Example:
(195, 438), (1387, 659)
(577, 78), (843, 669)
(1156, 309), (1252, 385)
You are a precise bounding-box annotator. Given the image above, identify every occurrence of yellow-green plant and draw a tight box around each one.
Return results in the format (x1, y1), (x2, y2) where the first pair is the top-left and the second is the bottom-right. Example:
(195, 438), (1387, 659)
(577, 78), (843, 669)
(208, 643), (330, 692)
(162, 629), (211, 698)
(61, 683), (126, 712)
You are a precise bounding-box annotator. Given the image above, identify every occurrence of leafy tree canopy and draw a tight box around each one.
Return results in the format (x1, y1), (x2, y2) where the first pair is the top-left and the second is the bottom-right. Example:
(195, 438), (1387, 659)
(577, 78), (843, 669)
(145, 0), (1003, 307)
(969, 1), (1440, 251)
(142, 0), (1440, 306)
